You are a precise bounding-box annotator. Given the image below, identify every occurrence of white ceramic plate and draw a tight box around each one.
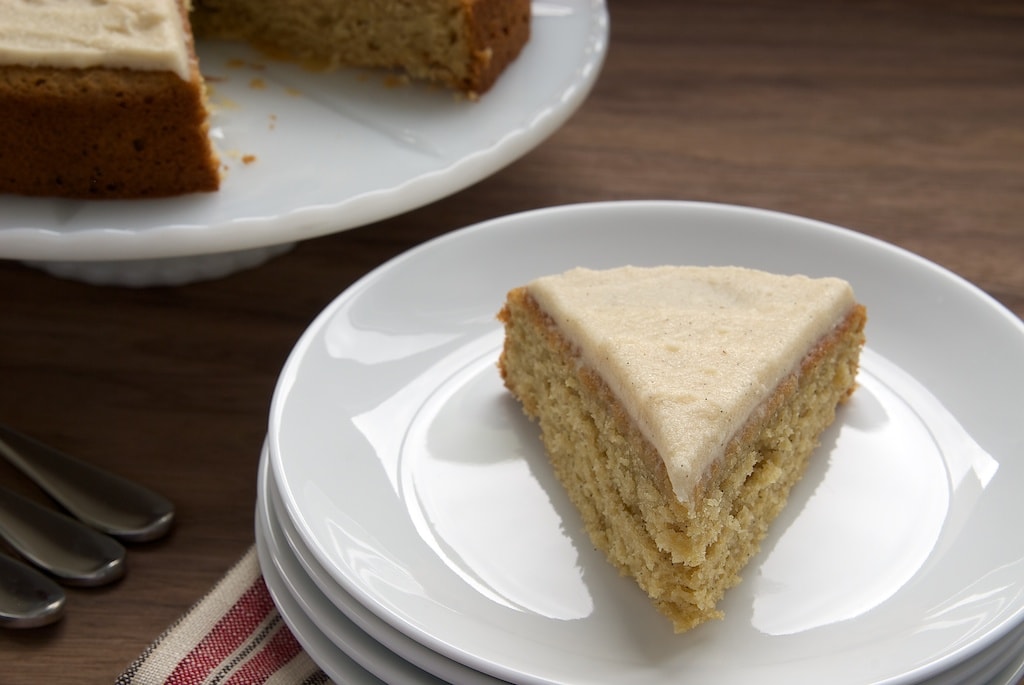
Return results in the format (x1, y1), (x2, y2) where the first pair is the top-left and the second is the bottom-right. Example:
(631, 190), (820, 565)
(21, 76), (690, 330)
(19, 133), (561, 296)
(257, 448), (500, 685)
(257, 442), (1024, 685)
(256, 512), (386, 685)
(268, 201), (1024, 685)
(0, 1), (608, 262)
(258, 454), (501, 683)
(257, 456), (442, 684)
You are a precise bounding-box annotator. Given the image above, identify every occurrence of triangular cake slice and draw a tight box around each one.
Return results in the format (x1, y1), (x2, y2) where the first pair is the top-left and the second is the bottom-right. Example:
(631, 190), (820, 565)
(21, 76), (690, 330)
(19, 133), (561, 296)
(498, 265), (867, 631)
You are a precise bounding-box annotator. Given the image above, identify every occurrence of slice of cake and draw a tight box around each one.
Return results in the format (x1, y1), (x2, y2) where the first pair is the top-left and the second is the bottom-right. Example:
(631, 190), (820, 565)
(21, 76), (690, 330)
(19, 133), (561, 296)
(498, 265), (867, 632)
(0, 0), (221, 199)
(191, 0), (532, 97)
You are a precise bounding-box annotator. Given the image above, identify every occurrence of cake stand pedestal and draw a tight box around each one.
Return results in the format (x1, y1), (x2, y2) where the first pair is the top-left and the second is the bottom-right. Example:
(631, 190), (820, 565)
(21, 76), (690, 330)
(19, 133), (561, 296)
(20, 243), (295, 288)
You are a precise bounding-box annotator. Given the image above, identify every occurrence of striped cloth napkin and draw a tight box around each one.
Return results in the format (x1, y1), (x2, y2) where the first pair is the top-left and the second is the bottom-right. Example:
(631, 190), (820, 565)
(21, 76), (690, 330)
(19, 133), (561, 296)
(116, 547), (330, 685)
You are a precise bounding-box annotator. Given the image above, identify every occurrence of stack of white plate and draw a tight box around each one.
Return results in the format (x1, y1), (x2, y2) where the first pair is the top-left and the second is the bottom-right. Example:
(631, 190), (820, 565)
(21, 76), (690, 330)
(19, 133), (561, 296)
(257, 201), (1024, 685)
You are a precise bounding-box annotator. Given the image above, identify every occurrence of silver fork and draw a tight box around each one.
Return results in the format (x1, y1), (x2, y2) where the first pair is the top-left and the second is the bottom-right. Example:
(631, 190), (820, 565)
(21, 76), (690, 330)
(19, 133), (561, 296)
(0, 485), (125, 586)
(0, 552), (65, 629)
(0, 423), (176, 628)
(0, 423), (174, 543)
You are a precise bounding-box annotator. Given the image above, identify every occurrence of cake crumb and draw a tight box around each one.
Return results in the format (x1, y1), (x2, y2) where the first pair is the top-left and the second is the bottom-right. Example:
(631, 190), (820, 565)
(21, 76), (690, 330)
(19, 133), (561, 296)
(384, 73), (411, 88)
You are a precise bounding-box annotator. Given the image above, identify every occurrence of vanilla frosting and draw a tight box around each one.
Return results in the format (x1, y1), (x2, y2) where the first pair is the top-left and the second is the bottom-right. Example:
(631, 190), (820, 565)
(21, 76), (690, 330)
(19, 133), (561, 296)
(527, 266), (855, 503)
(0, 0), (192, 80)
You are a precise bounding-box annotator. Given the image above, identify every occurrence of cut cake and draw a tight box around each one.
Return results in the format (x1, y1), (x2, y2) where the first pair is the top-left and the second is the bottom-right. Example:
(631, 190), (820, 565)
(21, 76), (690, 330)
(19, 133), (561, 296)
(192, 0), (532, 97)
(498, 265), (867, 631)
(0, 0), (530, 199)
(0, 0), (221, 199)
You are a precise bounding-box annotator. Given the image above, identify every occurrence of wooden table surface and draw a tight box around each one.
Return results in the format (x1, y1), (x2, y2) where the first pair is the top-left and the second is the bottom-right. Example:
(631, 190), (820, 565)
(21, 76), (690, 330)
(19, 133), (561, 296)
(2, 1), (1022, 682)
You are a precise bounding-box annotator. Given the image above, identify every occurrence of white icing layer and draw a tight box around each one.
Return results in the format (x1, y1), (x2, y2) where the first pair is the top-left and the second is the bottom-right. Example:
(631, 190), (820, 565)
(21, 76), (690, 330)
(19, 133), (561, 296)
(0, 0), (192, 80)
(527, 265), (855, 503)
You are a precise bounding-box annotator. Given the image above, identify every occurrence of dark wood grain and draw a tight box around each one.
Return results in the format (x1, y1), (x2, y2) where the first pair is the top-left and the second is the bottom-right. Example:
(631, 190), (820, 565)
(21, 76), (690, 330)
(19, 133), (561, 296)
(1, 1), (1022, 682)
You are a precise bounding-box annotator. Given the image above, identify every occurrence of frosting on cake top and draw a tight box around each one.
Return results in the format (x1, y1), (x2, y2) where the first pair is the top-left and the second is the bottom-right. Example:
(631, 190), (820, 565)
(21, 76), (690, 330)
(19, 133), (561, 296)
(526, 265), (855, 503)
(0, 0), (192, 80)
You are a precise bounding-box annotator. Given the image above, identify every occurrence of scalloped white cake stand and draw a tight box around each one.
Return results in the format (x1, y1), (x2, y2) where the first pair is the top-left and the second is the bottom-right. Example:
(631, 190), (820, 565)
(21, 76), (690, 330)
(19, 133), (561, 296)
(1, 1), (609, 287)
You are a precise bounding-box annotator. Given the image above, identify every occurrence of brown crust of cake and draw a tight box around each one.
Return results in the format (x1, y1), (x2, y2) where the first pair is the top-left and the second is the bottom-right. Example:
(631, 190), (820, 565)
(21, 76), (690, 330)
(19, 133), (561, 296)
(192, 0), (530, 96)
(0, 0), (220, 200)
(0, 65), (221, 199)
(498, 285), (868, 631)
(459, 0), (531, 95)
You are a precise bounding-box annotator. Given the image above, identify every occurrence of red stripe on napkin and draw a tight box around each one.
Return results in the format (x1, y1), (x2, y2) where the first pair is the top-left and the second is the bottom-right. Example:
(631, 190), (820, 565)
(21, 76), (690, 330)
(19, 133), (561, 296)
(165, 578), (278, 685)
(223, 621), (306, 685)
(116, 547), (328, 685)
